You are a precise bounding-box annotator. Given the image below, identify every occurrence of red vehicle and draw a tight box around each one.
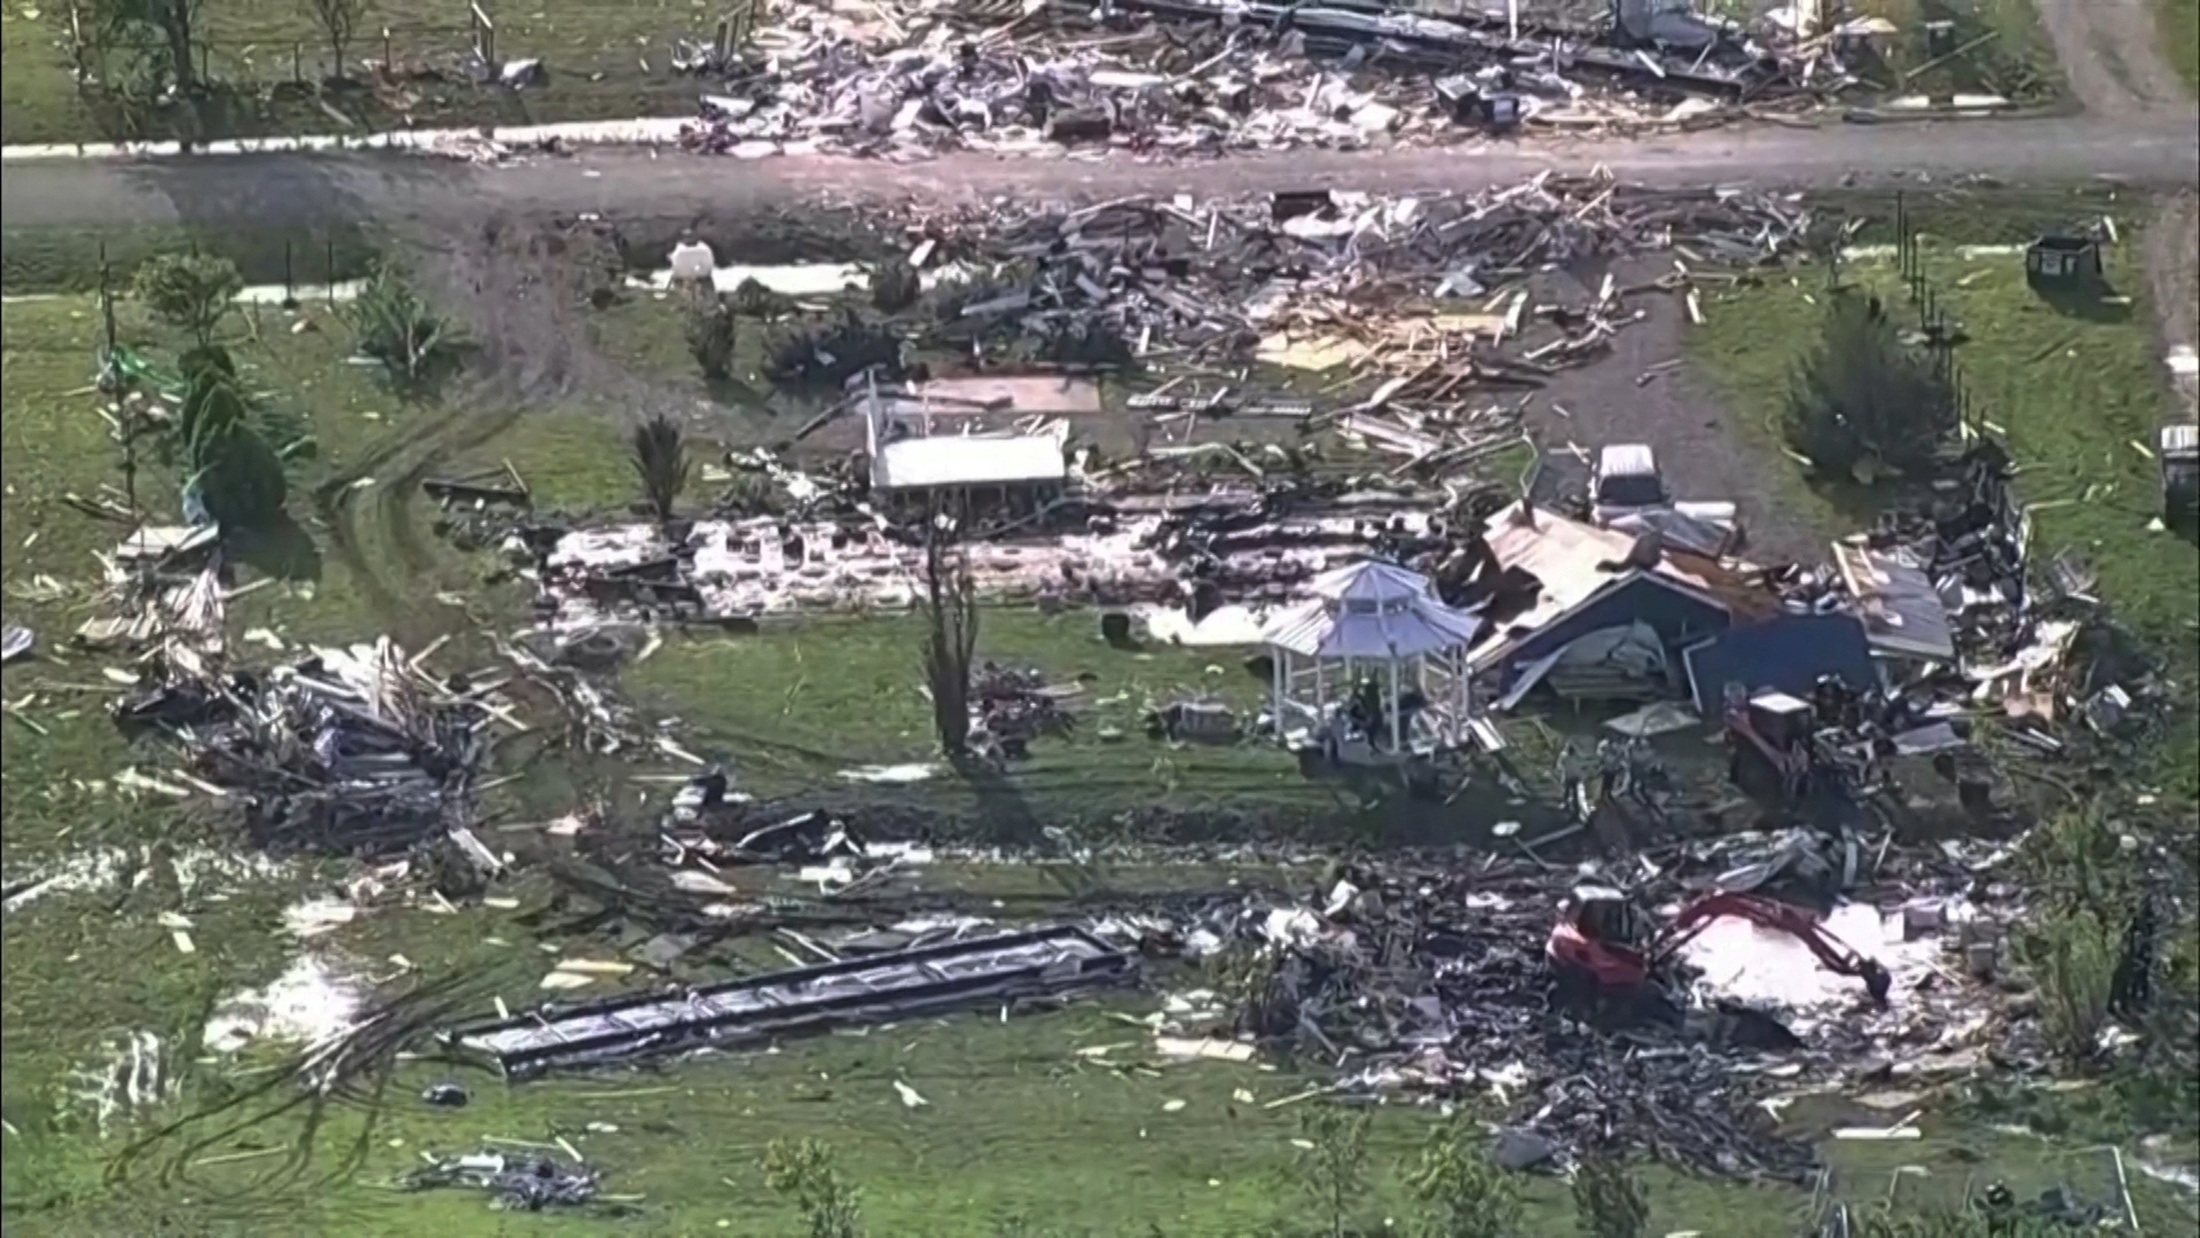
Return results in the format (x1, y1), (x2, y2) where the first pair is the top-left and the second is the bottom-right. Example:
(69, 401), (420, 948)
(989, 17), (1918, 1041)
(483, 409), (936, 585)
(1546, 886), (1892, 1021)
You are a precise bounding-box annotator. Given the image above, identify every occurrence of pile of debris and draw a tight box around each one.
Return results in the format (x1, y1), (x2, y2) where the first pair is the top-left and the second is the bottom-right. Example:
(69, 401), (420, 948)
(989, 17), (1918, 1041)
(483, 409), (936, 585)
(402, 1150), (600, 1211)
(75, 525), (229, 658)
(1789, 440), (2177, 766)
(675, 0), (1873, 160)
(1148, 830), (2022, 1183)
(111, 639), (509, 858)
(972, 661), (1078, 759)
(515, 178), (1812, 628)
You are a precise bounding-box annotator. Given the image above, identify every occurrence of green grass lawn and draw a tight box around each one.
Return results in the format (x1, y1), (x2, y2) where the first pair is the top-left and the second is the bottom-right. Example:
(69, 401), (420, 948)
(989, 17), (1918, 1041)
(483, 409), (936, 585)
(1690, 228), (2199, 810)
(1852, 0), (2065, 102)
(626, 612), (1334, 829)
(2159, 0), (2200, 93)
(10, 854), (2194, 1238)
(1, 0), (720, 146)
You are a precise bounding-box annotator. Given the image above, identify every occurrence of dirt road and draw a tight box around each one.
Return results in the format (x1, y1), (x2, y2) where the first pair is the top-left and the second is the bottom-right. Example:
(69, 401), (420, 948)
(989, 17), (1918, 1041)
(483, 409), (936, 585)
(3, 112), (2196, 243)
(2032, 0), (2191, 116)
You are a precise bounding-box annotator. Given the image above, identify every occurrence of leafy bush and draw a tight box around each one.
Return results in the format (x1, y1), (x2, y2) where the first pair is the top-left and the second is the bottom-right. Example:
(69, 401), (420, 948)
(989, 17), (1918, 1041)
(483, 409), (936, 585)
(1405, 1116), (1521, 1238)
(2025, 906), (2118, 1064)
(344, 265), (460, 381)
(134, 252), (241, 347)
(684, 291), (737, 381)
(762, 1138), (862, 1238)
(1783, 288), (1956, 483)
(1291, 1105), (1372, 1238)
(1570, 1155), (1647, 1238)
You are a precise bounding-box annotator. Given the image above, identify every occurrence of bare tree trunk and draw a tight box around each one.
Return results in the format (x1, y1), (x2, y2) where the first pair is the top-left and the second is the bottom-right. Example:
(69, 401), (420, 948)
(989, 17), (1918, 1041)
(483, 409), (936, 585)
(921, 499), (978, 761)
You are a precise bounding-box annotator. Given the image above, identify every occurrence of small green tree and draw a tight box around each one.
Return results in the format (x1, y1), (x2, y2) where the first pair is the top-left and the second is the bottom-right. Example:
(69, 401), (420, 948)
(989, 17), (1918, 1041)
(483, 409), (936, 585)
(345, 265), (460, 382)
(762, 1138), (863, 1238)
(174, 346), (288, 530)
(1291, 1104), (1372, 1238)
(1783, 289), (1956, 483)
(684, 291), (738, 381)
(2019, 808), (2128, 910)
(134, 253), (241, 348)
(629, 413), (690, 522)
(1405, 1117), (1520, 1238)
(1570, 1155), (1647, 1238)
(2025, 905), (2118, 1064)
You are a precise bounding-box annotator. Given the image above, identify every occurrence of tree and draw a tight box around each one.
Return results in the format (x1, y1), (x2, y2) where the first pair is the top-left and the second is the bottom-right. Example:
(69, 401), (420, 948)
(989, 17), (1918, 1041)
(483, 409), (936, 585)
(684, 291), (737, 381)
(1405, 1118), (1521, 1238)
(1783, 289), (1957, 483)
(344, 265), (461, 382)
(629, 414), (690, 522)
(134, 253), (241, 348)
(2024, 905), (2118, 1064)
(762, 1138), (863, 1238)
(1291, 1104), (1372, 1238)
(300, 0), (362, 81)
(1570, 1155), (1648, 1238)
(920, 504), (979, 761)
(174, 346), (288, 530)
(96, 0), (204, 94)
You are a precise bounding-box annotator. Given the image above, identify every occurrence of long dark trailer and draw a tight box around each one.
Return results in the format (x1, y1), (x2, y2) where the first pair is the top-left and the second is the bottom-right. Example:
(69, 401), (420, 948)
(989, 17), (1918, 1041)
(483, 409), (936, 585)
(442, 925), (1136, 1078)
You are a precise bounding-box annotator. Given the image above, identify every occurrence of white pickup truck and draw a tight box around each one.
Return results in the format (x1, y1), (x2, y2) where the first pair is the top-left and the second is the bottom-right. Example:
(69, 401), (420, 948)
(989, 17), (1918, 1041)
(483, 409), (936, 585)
(1590, 444), (1741, 557)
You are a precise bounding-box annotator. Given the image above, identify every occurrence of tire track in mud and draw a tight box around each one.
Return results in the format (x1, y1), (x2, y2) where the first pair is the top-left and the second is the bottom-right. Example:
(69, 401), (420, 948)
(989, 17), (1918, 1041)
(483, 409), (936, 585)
(318, 213), (676, 640)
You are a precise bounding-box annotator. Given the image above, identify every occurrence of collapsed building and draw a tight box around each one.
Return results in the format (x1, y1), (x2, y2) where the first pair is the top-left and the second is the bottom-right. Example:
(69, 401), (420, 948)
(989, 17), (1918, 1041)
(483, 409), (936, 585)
(668, 0), (1917, 162)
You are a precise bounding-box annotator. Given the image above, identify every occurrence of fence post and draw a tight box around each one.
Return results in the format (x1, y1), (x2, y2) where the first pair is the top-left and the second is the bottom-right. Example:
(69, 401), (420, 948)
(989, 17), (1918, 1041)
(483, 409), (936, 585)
(328, 239), (338, 306)
(284, 240), (296, 303)
(383, 27), (393, 74)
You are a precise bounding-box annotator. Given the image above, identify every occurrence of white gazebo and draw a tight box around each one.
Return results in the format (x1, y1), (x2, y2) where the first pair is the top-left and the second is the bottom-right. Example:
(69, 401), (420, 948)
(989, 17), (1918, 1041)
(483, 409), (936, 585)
(1259, 561), (1483, 762)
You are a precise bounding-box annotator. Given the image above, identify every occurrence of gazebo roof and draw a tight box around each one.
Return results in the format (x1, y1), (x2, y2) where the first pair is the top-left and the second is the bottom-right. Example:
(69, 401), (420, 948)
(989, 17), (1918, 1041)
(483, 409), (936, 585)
(1306, 559), (1432, 604)
(1261, 560), (1483, 660)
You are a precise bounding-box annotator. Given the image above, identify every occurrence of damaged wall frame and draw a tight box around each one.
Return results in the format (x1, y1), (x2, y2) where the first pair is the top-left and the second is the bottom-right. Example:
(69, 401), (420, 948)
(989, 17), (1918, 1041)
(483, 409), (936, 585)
(442, 925), (1136, 1078)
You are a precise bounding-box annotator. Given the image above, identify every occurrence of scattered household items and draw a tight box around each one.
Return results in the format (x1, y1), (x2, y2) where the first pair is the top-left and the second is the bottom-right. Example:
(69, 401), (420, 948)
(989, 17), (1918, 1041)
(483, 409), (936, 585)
(110, 639), (505, 857)
(402, 1149), (600, 1210)
(443, 925), (1135, 1078)
(674, 0), (1899, 162)
(78, 524), (228, 657)
(420, 1081), (471, 1108)
(515, 177), (1815, 632)
(1165, 831), (2014, 1184)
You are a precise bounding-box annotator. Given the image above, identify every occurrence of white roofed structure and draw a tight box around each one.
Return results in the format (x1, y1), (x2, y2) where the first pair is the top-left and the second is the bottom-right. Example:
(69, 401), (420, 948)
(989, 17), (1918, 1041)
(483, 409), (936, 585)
(1258, 561), (1483, 762)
